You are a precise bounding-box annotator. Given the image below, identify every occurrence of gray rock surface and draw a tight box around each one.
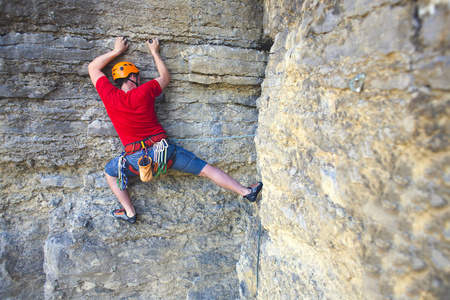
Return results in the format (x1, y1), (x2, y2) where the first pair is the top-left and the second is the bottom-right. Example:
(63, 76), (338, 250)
(0, 0), (264, 299)
(1, 0), (449, 299)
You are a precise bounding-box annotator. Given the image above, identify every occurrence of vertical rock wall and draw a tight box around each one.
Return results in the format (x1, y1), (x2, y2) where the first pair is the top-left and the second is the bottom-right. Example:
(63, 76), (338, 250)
(2, 0), (449, 299)
(0, 0), (265, 299)
(254, 0), (449, 299)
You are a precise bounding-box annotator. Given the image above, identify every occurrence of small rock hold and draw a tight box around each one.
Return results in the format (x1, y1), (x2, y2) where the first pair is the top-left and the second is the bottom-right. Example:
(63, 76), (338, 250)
(443, 229), (450, 241)
(411, 257), (427, 271)
(382, 200), (399, 212)
(82, 281), (95, 291)
(432, 278), (442, 288)
(393, 176), (409, 187)
(375, 239), (391, 250)
(50, 198), (62, 208)
(365, 264), (380, 275)
(430, 195), (447, 208)
(336, 208), (346, 218)
(418, 86), (431, 94)
(289, 167), (297, 176)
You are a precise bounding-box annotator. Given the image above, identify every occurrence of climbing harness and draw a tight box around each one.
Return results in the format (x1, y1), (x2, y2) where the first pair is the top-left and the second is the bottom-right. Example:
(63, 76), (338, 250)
(117, 152), (129, 191)
(116, 134), (255, 190)
(124, 132), (168, 154)
(349, 73), (366, 93)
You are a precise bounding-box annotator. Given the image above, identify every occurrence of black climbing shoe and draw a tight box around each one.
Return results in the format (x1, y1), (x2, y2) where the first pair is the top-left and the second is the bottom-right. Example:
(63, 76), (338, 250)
(243, 182), (263, 202)
(111, 209), (137, 224)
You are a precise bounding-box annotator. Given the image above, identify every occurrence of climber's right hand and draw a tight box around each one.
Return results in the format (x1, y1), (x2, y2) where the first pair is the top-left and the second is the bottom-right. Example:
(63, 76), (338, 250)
(147, 37), (160, 53)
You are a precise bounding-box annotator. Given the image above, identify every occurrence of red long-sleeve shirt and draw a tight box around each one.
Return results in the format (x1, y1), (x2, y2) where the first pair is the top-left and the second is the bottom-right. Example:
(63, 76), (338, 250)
(95, 76), (166, 145)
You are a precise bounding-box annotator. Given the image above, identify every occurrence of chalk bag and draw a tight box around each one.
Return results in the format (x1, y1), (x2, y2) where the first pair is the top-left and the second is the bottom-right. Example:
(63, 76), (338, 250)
(138, 148), (153, 182)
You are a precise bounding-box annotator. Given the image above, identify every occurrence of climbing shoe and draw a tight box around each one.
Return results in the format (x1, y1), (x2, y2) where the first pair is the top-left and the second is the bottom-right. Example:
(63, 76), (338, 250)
(111, 209), (137, 224)
(243, 182), (263, 202)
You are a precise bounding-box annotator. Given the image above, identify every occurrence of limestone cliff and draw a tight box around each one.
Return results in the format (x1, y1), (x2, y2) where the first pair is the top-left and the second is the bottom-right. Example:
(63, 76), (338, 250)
(249, 0), (449, 299)
(1, 0), (449, 299)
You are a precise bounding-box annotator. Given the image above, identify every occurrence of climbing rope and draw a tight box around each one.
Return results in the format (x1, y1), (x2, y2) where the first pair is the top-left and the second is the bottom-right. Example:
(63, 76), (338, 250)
(173, 133), (262, 293)
(171, 134), (256, 142)
(256, 214), (262, 293)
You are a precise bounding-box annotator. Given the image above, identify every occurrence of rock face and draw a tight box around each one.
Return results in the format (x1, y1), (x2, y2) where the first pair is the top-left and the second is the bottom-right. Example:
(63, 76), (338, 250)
(0, 0), (264, 299)
(252, 0), (449, 299)
(1, 0), (449, 299)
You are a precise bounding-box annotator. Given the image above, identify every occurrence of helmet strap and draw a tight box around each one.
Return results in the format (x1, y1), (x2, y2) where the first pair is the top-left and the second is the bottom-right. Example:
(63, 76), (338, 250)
(128, 78), (139, 87)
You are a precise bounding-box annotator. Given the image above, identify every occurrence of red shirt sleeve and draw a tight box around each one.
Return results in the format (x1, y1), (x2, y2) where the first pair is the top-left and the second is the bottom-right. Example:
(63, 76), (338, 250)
(95, 76), (118, 105)
(136, 79), (162, 101)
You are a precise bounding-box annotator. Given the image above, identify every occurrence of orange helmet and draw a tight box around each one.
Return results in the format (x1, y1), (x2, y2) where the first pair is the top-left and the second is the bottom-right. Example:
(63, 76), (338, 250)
(112, 62), (140, 81)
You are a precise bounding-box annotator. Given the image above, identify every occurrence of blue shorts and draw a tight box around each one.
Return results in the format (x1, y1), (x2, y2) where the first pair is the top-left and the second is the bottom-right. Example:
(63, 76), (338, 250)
(104, 143), (207, 178)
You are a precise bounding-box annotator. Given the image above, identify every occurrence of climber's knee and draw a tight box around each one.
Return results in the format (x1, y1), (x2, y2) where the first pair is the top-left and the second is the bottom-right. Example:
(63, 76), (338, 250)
(198, 164), (210, 177)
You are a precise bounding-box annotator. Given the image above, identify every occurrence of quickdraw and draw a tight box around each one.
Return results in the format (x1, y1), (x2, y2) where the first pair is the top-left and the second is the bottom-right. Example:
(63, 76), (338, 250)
(349, 73), (366, 93)
(117, 152), (129, 191)
(153, 139), (169, 177)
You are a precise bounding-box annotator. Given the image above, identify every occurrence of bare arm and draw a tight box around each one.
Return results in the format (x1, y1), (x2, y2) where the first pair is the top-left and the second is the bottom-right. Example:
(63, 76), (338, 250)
(147, 38), (171, 91)
(88, 37), (129, 87)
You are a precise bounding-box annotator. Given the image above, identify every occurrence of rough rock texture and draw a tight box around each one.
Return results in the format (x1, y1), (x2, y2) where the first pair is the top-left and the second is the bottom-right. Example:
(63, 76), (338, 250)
(1, 0), (449, 299)
(0, 0), (264, 299)
(252, 0), (450, 299)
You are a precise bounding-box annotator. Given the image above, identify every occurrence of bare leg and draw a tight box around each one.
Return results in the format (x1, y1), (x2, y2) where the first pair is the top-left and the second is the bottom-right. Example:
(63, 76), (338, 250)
(105, 172), (136, 217)
(199, 164), (251, 196)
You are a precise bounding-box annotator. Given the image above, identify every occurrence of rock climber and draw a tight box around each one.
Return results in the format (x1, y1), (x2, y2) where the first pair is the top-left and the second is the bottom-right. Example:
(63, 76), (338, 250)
(88, 36), (262, 223)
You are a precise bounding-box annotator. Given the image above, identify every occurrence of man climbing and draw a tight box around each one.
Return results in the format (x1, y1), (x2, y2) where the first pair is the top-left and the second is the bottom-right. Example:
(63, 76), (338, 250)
(88, 36), (262, 224)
